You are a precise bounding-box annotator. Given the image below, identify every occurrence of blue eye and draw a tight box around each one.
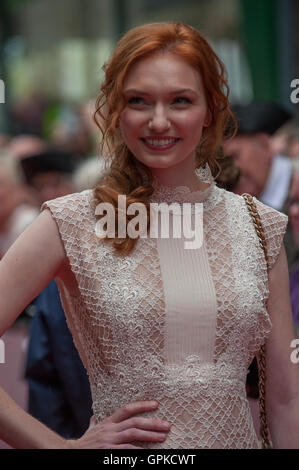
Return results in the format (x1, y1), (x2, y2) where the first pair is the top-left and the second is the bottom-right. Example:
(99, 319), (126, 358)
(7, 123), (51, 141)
(173, 97), (191, 105)
(128, 97), (145, 105)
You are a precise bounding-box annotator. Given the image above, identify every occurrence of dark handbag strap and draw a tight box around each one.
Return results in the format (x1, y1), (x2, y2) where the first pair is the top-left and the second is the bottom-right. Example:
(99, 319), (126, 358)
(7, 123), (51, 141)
(242, 193), (271, 449)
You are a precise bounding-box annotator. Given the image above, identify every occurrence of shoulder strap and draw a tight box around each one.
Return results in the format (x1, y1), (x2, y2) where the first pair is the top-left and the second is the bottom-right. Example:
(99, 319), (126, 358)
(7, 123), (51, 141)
(242, 193), (271, 449)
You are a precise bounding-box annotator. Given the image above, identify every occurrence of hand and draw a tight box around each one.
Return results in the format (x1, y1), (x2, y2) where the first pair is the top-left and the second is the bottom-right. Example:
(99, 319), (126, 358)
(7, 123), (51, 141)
(67, 400), (171, 449)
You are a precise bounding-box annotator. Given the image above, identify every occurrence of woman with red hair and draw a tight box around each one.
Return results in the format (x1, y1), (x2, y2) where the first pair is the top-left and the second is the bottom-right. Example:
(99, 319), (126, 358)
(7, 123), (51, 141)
(0, 22), (298, 449)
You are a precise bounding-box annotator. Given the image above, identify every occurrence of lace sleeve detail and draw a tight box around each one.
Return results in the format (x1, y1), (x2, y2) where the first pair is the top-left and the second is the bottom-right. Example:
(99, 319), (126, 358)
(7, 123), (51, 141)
(40, 190), (96, 374)
(41, 190), (94, 268)
(253, 198), (288, 270)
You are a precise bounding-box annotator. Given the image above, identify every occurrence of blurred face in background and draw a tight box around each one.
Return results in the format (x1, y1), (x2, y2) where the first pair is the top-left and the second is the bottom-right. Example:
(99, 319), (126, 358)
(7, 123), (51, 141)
(223, 133), (273, 197)
(288, 137), (299, 159)
(6, 135), (45, 161)
(31, 171), (73, 204)
(271, 131), (289, 156)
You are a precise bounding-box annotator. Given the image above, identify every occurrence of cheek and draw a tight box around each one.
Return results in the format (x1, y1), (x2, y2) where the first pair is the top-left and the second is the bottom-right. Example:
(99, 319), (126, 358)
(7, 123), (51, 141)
(239, 149), (257, 173)
(119, 110), (145, 137)
(178, 110), (206, 137)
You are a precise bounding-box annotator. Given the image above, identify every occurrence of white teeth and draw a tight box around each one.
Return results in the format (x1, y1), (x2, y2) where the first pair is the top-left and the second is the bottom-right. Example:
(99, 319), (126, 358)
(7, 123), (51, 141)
(144, 138), (177, 147)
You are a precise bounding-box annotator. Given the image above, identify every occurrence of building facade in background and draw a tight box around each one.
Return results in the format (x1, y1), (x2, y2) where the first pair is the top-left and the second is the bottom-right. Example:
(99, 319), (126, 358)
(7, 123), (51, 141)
(0, 0), (298, 123)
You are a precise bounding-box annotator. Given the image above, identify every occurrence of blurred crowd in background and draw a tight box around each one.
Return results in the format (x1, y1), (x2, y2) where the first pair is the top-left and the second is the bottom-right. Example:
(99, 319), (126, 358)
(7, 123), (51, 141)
(0, 96), (107, 258)
(0, 95), (103, 448)
(1, 0), (299, 449)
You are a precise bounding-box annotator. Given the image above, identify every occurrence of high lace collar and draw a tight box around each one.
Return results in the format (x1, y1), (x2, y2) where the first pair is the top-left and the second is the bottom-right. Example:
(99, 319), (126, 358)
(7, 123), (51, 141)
(150, 163), (220, 208)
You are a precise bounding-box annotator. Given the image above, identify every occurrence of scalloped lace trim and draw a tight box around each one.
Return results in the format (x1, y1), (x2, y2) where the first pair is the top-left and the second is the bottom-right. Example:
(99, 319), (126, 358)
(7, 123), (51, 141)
(151, 163), (221, 209)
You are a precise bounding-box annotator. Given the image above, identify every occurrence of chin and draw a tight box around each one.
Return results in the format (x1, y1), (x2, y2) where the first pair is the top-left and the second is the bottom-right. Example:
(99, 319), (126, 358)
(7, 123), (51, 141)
(139, 154), (192, 170)
(137, 158), (181, 170)
(146, 162), (177, 169)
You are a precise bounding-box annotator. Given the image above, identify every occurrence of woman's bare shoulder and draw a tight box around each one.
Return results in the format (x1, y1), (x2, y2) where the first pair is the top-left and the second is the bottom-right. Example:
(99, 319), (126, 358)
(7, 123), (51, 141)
(32, 208), (69, 269)
(17, 207), (65, 253)
(0, 209), (69, 334)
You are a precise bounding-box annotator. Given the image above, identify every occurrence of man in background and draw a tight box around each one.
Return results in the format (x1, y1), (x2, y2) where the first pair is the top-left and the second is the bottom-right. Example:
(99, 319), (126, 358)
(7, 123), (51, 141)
(224, 101), (299, 270)
(224, 101), (293, 208)
(223, 102), (299, 438)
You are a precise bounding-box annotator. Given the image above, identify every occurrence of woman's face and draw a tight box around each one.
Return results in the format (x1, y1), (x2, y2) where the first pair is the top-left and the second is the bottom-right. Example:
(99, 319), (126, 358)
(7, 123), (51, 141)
(119, 51), (209, 170)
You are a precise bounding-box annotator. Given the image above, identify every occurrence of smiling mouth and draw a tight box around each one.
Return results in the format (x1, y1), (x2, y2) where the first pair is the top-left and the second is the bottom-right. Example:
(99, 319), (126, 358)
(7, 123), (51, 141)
(141, 137), (180, 148)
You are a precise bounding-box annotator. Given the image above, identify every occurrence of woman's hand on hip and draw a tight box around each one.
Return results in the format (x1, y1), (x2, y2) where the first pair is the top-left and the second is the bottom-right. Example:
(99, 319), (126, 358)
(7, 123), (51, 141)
(67, 401), (171, 449)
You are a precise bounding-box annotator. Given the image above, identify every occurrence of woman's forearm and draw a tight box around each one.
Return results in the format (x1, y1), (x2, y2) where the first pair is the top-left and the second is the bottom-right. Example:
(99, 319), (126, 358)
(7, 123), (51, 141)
(0, 386), (69, 449)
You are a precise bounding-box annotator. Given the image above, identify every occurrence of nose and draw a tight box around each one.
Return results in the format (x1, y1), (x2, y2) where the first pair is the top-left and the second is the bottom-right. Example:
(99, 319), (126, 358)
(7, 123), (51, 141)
(148, 103), (170, 132)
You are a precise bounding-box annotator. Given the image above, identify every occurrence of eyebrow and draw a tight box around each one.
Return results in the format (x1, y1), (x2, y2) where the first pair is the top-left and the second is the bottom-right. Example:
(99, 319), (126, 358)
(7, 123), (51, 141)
(123, 88), (198, 96)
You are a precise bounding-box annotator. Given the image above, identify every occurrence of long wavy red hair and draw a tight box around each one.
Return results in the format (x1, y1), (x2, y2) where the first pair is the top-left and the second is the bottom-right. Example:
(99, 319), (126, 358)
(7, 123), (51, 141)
(93, 22), (236, 255)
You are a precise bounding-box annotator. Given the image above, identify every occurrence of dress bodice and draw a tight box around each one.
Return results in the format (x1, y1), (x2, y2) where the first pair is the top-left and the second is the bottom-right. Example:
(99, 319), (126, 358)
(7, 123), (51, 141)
(42, 168), (288, 449)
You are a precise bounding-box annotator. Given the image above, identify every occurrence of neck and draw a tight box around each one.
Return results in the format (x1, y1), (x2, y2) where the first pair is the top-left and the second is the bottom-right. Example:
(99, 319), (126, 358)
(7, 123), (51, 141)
(150, 155), (209, 192)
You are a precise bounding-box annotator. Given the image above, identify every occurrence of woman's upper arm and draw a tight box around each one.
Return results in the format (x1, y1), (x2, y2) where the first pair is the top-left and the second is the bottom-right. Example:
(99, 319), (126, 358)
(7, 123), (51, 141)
(0, 209), (67, 335)
(266, 243), (299, 410)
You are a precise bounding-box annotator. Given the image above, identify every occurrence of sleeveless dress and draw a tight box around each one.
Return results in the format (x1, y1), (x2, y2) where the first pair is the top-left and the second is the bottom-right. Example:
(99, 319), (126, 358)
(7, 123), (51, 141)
(42, 165), (288, 449)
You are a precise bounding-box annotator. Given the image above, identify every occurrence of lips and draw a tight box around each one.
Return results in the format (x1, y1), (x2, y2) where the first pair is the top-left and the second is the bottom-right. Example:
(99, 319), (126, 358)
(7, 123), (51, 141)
(141, 136), (180, 150)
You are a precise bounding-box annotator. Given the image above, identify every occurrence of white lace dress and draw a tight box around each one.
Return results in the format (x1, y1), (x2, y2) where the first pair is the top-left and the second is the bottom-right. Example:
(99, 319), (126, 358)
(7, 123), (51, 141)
(42, 166), (288, 449)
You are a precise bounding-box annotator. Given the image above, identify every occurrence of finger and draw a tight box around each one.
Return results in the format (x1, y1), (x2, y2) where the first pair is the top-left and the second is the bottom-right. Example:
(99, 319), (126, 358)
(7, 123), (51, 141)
(116, 417), (171, 432)
(109, 401), (159, 424)
(88, 416), (96, 429)
(115, 428), (167, 444)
